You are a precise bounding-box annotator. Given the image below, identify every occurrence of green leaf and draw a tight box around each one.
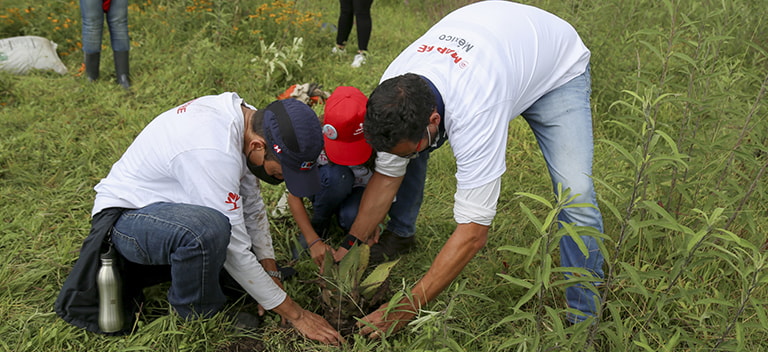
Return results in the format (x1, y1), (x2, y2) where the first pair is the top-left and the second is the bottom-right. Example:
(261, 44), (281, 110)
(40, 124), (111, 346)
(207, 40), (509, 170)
(632, 340), (657, 352)
(514, 191), (553, 209)
(563, 223), (589, 257)
(322, 248), (335, 276)
(525, 237), (542, 268)
(619, 262), (650, 297)
(360, 258), (400, 299)
(541, 208), (558, 234)
(357, 244), (370, 282)
(338, 243), (360, 274)
(497, 245), (531, 256)
(663, 328), (681, 351)
(518, 202), (544, 234)
(599, 139), (639, 167)
(513, 282), (541, 310)
(686, 229), (709, 255)
(541, 255), (552, 289)
(455, 289), (493, 302)
(642, 200), (692, 234)
(338, 243), (362, 290)
(496, 273), (533, 289)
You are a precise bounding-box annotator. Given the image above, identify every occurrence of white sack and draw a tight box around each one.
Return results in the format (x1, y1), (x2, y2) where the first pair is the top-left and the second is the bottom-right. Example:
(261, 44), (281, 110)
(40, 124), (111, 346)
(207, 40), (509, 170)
(0, 36), (68, 75)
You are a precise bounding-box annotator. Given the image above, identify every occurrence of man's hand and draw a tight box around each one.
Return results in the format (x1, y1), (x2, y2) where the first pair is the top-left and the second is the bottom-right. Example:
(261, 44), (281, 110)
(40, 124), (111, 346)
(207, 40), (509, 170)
(359, 223), (490, 339)
(332, 246), (349, 262)
(309, 240), (334, 273)
(289, 309), (346, 345)
(357, 300), (417, 339)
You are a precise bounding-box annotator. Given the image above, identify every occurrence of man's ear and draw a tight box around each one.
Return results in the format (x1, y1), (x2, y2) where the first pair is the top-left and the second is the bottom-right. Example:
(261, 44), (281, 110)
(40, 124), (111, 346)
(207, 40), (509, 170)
(429, 110), (441, 125)
(248, 136), (267, 151)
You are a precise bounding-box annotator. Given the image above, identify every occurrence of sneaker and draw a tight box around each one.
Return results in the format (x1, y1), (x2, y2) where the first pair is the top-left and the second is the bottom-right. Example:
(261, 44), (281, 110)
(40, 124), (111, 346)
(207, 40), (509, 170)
(331, 46), (345, 55)
(369, 230), (415, 264)
(351, 52), (367, 68)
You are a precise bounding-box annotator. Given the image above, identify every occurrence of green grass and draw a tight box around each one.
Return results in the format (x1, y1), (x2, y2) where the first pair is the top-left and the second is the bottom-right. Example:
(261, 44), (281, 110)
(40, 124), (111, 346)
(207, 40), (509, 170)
(1, 0), (767, 351)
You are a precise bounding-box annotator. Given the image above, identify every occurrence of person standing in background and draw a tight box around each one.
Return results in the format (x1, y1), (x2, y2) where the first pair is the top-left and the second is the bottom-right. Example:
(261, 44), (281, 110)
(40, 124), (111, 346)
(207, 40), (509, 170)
(332, 0), (374, 68)
(80, 0), (131, 89)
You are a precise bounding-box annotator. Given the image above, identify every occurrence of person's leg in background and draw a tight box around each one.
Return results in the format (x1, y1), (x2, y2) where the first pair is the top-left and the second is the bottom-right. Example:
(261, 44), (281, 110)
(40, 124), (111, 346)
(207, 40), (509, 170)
(106, 0), (130, 89)
(334, 0), (354, 53)
(80, 0), (105, 81)
(350, 0), (373, 68)
(111, 202), (231, 318)
(521, 65), (605, 323)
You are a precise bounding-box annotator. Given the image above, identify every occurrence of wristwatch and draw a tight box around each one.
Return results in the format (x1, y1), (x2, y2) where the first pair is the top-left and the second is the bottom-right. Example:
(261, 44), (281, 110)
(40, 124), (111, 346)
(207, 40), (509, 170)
(266, 270), (282, 281)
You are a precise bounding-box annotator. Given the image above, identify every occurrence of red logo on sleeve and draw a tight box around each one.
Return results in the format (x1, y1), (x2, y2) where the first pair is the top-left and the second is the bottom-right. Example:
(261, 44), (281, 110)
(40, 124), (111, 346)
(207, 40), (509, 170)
(225, 192), (241, 211)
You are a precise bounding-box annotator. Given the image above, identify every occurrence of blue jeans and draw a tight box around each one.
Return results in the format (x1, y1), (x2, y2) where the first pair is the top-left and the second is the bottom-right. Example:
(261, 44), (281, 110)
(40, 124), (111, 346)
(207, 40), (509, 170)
(385, 150), (430, 238)
(521, 66), (604, 322)
(110, 202), (230, 319)
(393, 66), (604, 321)
(80, 0), (130, 53)
(310, 164), (364, 234)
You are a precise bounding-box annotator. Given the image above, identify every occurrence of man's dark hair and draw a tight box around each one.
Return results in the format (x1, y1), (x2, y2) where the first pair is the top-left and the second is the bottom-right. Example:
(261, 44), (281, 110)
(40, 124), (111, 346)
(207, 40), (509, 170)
(365, 73), (435, 152)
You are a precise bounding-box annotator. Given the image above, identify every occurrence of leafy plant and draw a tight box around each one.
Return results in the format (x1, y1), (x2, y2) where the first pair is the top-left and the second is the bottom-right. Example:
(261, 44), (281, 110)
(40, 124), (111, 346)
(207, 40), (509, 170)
(252, 36), (305, 90)
(317, 244), (399, 336)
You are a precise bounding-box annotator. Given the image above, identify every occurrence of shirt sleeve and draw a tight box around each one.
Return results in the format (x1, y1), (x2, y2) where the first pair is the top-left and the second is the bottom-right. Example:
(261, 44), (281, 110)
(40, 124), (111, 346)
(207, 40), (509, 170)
(240, 172), (275, 260)
(224, 174), (286, 310)
(374, 151), (410, 177)
(453, 177), (500, 226)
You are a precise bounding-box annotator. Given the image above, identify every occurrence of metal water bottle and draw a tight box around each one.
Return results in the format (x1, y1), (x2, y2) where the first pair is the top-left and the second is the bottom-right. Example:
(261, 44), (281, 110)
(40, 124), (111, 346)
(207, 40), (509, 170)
(97, 245), (124, 333)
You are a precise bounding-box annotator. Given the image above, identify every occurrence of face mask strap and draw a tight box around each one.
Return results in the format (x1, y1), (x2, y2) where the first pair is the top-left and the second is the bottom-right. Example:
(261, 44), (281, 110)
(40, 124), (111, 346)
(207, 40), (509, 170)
(264, 100), (300, 152)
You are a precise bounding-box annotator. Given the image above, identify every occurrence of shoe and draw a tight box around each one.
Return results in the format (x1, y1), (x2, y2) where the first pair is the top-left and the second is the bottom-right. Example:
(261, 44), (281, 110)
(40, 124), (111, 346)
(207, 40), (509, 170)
(351, 52), (367, 68)
(113, 50), (130, 90)
(369, 230), (415, 264)
(84, 52), (100, 82)
(331, 46), (345, 55)
(228, 311), (261, 333)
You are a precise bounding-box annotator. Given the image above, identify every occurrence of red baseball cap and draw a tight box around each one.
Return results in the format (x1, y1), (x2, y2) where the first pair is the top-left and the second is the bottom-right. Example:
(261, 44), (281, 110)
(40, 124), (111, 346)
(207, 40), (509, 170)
(322, 86), (373, 166)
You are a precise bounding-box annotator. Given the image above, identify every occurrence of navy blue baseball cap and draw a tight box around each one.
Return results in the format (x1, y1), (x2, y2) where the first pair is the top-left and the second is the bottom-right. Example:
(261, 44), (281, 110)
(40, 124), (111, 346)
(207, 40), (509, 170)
(263, 99), (324, 197)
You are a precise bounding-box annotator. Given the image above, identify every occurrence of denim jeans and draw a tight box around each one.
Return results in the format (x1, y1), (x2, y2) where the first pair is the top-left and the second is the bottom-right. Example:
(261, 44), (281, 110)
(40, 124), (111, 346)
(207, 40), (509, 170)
(392, 66), (604, 321)
(110, 202), (230, 319)
(521, 65), (604, 322)
(385, 150), (430, 238)
(309, 163), (364, 234)
(80, 0), (130, 53)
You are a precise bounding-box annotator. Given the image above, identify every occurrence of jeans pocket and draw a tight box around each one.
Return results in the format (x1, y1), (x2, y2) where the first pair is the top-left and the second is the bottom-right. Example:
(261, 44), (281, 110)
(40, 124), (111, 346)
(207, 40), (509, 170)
(111, 229), (149, 264)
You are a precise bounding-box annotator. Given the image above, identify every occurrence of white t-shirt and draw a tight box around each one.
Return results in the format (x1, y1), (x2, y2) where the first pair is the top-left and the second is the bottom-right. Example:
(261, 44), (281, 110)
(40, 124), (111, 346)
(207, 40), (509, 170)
(378, 1), (591, 225)
(93, 92), (286, 310)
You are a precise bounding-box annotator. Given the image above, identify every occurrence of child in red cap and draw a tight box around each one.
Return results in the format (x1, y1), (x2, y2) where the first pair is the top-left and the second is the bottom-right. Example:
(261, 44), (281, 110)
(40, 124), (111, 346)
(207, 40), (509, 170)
(286, 86), (374, 271)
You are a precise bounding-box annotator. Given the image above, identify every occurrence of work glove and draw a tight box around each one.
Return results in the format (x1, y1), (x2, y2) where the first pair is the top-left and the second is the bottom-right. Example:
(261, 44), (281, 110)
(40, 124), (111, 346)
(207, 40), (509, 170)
(277, 83), (331, 106)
